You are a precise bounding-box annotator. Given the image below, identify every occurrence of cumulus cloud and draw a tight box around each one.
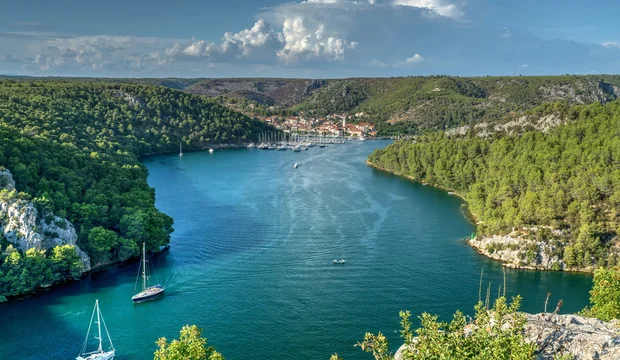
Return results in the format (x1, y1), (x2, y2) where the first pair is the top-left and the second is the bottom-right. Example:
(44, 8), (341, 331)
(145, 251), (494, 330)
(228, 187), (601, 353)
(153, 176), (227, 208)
(405, 54), (424, 64)
(277, 17), (357, 62)
(166, 19), (283, 63)
(393, 0), (463, 18)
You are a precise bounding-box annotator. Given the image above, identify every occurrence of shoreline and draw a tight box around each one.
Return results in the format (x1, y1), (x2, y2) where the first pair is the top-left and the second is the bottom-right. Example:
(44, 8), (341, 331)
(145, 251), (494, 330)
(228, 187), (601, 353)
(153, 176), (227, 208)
(366, 160), (592, 274)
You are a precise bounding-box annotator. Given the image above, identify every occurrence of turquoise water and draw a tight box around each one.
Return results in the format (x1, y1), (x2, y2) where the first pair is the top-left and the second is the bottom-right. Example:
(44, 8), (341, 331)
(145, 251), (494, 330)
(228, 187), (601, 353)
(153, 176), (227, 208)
(0, 141), (593, 360)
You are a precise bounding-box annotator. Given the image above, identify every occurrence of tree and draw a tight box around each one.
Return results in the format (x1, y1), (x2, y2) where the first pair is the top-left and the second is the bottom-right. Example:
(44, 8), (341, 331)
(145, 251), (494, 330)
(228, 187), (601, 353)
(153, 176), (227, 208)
(87, 227), (119, 264)
(581, 266), (620, 321)
(50, 244), (83, 279)
(154, 325), (224, 360)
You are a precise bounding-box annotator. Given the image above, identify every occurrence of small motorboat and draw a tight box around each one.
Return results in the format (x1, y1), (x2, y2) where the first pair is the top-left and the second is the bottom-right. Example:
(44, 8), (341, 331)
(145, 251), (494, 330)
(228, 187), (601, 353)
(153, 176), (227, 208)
(293, 146), (302, 152)
(278, 145), (287, 151)
(293, 163), (299, 169)
(333, 259), (346, 264)
(319, 145), (326, 148)
(247, 143), (256, 149)
(209, 148), (214, 154)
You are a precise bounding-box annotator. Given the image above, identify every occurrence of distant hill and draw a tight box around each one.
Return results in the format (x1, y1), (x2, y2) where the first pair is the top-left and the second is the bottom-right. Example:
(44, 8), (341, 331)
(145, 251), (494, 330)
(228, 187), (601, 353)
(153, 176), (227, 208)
(180, 76), (620, 135)
(3, 75), (620, 135)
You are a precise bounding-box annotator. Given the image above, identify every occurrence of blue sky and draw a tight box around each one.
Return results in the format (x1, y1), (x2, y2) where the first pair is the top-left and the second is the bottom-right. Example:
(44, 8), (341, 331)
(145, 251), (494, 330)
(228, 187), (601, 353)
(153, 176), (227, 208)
(0, 0), (618, 78)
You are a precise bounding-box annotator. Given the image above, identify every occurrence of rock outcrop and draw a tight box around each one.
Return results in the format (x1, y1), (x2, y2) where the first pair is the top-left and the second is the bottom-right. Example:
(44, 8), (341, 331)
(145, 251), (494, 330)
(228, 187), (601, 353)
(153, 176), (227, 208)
(0, 169), (91, 271)
(394, 314), (620, 360)
(0, 168), (15, 191)
(469, 229), (567, 271)
(525, 313), (620, 360)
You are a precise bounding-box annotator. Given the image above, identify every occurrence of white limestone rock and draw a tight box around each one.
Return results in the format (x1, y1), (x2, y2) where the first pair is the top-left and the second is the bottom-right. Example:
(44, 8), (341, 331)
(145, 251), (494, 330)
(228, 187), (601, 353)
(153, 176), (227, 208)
(0, 169), (91, 271)
(0, 168), (15, 190)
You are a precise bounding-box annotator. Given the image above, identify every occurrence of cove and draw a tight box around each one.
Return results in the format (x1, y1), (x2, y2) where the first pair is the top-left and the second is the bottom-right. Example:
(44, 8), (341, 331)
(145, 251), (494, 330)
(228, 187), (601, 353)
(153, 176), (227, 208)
(0, 140), (593, 360)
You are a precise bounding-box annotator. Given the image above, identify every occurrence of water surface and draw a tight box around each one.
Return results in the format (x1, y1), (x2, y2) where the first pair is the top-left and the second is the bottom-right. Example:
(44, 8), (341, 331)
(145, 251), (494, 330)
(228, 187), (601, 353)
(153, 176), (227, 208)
(0, 141), (592, 359)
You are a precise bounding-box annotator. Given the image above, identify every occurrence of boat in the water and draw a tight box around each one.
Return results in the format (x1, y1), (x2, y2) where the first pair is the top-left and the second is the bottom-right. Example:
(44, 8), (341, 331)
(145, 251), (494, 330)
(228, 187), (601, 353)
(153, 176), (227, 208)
(179, 142), (183, 157)
(247, 143), (256, 149)
(293, 163), (299, 168)
(293, 146), (302, 152)
(278, 144), (287, 151)
(132, 242), (165, 303)
(209, 148), (214, 154)
(77, 300), (115, 360)
(333, 259), (346, 264)
(319, 144), (326, 148)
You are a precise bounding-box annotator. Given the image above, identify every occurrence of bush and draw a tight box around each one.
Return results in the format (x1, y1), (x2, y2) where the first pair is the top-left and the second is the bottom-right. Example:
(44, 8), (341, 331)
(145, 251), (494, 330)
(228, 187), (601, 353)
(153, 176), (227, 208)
(357, 296), (536, 360)
(581, 266), (620, 321)
(154, 325), (224, 360)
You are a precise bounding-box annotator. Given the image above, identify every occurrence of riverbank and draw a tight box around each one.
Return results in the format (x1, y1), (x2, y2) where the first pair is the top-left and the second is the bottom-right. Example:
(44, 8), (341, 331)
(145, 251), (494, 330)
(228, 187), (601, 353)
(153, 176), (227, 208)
(365, 160), (595, 273)
(366, 160), (478, 222)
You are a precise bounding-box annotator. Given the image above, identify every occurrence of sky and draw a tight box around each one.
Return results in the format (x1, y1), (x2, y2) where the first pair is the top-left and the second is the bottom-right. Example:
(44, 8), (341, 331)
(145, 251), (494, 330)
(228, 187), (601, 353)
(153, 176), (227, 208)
(0, 0), (619, 78)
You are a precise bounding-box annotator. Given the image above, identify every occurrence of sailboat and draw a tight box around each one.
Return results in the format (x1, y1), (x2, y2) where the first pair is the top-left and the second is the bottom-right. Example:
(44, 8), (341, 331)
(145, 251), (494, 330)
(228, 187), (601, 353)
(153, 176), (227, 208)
(179, 142), (183, 157)
(77, 300), (115, 360)
(132, 242), (165, 303)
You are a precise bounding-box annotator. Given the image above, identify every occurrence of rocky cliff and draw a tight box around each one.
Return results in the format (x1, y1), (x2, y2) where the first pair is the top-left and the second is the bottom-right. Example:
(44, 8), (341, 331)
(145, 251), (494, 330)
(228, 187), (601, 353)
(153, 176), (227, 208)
(0, 169), (91, 271)
(525, 313), (620, 360)
(469, 229), (567, 271)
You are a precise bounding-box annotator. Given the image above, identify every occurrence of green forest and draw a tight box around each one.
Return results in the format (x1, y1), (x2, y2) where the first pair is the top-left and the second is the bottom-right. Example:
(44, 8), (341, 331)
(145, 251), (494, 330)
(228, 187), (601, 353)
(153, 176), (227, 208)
(0, 81), (273, 298)
(369, 100), (620, 270)
(7, 75), (620, 137)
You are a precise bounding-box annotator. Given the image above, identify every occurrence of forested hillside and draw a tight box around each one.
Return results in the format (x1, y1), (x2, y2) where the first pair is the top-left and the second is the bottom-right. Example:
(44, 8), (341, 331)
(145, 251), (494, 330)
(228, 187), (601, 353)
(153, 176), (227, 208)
(368, 100), (620, 270)
(5, 75), (619, 137)
(0, 81), (272, 298)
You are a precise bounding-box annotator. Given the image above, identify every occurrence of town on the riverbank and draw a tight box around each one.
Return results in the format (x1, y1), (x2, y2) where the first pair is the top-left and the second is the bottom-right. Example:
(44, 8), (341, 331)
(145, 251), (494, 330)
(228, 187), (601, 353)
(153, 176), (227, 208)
(259, 112), (378, 139)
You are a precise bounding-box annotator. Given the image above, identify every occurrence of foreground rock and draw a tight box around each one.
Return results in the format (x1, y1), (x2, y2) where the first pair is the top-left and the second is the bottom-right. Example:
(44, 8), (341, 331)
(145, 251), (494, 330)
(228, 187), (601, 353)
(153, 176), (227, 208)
(525, 313), (620, 360)
(395, 314), (620, 360)
(0, 169), (91, 271)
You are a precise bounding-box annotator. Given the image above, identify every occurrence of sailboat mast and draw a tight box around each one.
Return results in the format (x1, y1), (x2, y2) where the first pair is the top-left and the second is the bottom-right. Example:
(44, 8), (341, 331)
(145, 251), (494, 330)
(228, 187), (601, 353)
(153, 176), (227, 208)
(96, 300), (103, 353)
(142, 242), (147, 292)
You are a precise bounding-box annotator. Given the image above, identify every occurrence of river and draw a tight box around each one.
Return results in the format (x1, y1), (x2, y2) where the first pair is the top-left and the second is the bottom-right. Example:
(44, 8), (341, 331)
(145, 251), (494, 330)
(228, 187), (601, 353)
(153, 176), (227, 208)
(0, 140), (593, 359)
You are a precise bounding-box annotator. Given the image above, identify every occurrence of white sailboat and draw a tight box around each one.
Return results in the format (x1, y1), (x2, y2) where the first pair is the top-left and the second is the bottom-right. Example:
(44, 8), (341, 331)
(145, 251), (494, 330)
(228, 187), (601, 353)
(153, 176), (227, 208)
(179, 142), (183, 157)
(77, 300), (115, 360)
(209, 148), (214, 154)
(132, 242), (165, 303)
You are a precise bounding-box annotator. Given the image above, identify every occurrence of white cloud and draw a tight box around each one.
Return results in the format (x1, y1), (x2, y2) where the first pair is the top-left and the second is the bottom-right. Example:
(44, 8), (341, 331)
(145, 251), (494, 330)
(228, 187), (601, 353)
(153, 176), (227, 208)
(369, 59), (387, 67)
(602, 41), (619, 48)
(277, 17), (357, 62)
(405, 54), (424, 64)
(165, 20), (283, 63)
(393, 0), (463, 18)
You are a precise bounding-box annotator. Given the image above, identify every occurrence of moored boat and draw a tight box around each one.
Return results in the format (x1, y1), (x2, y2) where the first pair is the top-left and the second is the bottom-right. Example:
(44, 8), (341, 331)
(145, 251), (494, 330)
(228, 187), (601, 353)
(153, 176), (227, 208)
(76, 300), (115, 360)
(333, 259), (346, 264)
(132, 242), (165, 303)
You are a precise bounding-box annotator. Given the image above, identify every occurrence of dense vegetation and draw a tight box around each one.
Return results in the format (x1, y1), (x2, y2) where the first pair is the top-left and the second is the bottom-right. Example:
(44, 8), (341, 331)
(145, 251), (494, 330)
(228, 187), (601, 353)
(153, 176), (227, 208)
(0, 81), (273, 298)
(369, 100), (620, 270)
(154, 325), (224, 360)
(290, 75), (620, 135)
(581, 266), (620, 321)
(357, 296), (536, 360)
(6, 75), (620, 136)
